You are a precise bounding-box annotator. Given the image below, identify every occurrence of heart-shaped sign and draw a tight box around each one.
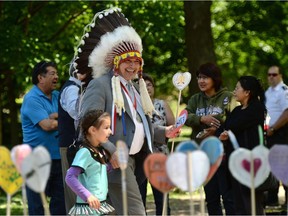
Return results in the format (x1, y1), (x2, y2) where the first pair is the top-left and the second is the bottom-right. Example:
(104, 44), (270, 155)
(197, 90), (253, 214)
(176, 137), (224, 183)
(229, 145), (270, 188)
(11, 144), (32, 172)
(166, 151), (209, 192)
(172, 72), (191, 91)
(0, 146), (23, 195)
(268, 144), (288, 186)
(21, 146), (51, 193)
(144, 153), (175, 193)
(167, 110), (188, 138)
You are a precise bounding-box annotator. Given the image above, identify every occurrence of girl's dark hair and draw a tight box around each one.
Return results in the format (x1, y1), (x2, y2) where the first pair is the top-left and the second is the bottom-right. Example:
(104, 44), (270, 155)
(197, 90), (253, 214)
(238, 76), (266, 106)
(81, 109), (111, 164)
(197, 62), (223, 91)
(32, 61), (57, 85)
(81, 109), (110, 137)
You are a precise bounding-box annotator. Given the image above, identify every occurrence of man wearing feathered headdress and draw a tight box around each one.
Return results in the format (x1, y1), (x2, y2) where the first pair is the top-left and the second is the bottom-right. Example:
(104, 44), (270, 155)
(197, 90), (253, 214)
(72, 8), (178, 215)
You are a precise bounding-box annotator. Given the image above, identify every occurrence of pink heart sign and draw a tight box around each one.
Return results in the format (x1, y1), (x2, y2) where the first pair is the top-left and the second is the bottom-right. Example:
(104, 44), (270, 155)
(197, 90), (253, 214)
(144, 153), (175, 193)
(268, 144), (288, 186)
(242, 159), (262, 177)
(11, 144), (32, 172)
(229, 145), (270, 188)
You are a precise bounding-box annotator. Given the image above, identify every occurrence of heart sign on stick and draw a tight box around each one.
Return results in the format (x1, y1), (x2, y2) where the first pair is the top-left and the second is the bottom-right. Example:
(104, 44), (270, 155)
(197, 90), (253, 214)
(268, 144), (288, 186)
(0, 146), (23, 195)
(144, 153), (175, 193)
(176, 137), (224, 183)
(21, 146), (51, 193)
(167, 109), (188, 138)
(229, 145), (270, 188)
(11, 144), (32, 173)
(172, 72), (191, 91)
(166, 151), (209, 192)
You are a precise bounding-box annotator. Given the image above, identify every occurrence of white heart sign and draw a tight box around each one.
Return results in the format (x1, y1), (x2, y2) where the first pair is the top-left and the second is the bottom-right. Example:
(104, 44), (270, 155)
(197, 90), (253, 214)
(229, 145), (270, 188)
(172, 72), (191, 90)
(166, 151), (209, 192)
(21, 146), (51, 193)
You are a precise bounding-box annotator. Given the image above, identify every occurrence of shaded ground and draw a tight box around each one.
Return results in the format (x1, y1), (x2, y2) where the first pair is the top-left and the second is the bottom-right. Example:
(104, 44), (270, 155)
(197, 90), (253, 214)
(146, 185), (287, 216)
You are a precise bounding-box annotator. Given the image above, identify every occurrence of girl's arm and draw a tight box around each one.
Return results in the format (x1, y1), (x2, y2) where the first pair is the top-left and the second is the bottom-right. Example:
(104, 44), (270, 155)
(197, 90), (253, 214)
(65, 166), (91, 202)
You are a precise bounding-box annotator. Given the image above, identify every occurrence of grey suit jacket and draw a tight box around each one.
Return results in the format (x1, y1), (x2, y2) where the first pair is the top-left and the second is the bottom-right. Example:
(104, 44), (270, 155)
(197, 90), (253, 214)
(80, 72), (166, 182)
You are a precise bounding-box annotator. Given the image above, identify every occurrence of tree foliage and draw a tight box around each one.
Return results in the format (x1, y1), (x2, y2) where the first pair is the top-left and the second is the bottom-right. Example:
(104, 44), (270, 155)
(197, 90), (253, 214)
(1, 1), (288, 148)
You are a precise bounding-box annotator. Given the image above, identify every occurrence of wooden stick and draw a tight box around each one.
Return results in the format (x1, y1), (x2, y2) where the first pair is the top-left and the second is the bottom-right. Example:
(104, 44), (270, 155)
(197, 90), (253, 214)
(22, 184), (28, 216)
(121, 170), (128, 216)
(200, 187), (205, 215)
(6, 194), (11, 216)
(162, 192), (168, 216)
(40, 192), (50, 216)
(187, 152), (194, 216)
(250, 153), (256, 216)
(171, 90), (182, 153)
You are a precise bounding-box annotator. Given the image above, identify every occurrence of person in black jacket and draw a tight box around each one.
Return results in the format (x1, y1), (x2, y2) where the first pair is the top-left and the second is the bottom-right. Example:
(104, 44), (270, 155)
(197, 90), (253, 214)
(220, 76), (266, 215)
(58, 62), (92, 213)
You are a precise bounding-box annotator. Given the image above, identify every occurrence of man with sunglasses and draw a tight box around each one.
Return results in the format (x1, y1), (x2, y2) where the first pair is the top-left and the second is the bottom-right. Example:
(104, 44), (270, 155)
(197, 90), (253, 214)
(265, 65), (288, 207)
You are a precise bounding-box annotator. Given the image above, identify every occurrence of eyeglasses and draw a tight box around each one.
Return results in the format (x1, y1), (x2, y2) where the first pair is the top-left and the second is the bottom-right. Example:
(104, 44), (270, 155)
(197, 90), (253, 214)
(268, 73), (279, 77)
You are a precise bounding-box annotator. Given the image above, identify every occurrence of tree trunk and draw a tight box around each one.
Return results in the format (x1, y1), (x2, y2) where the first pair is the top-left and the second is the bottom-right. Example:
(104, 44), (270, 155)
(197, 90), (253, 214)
(6, 71), (20, 148)
(184, 1), (216, 97)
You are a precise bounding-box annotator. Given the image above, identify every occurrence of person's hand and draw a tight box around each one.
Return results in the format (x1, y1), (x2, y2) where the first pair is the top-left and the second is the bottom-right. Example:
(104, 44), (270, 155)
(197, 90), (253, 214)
(200, 115), (221, 128)
(203, 127), (217, 137)
(109, 152), (120, 169)
(266, 127), (275, 137)
(87, 195), (101, 210)
(219, 130), (229, 141)
(165, 125), (181, 138)
(49, 112), (58, 120)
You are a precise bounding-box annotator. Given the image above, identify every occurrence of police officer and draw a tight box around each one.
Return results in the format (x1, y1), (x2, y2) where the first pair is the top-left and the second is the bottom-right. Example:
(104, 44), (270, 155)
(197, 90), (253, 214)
(265, 65), (288, 206)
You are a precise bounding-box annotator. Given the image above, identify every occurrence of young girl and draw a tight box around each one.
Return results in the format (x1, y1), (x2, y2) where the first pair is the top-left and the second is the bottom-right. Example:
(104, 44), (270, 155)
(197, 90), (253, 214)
(65, 109), (114, 215)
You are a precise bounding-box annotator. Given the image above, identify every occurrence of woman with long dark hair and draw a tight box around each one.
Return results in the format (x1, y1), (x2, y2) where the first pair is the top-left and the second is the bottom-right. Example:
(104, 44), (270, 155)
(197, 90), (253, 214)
(220, 76), (266, 215)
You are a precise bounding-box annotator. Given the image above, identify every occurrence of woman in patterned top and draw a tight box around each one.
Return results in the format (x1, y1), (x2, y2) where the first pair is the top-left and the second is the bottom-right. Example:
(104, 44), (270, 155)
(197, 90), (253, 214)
(138, 73), (175, 215)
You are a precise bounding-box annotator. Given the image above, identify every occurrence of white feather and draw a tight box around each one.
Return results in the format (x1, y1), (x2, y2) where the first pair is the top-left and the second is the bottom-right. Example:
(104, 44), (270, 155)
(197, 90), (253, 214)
(89, 26), (142, 78)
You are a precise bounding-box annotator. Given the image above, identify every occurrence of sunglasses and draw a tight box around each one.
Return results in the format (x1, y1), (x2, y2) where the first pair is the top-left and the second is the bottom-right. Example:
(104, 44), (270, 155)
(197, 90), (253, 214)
(268, 73), (279, 77)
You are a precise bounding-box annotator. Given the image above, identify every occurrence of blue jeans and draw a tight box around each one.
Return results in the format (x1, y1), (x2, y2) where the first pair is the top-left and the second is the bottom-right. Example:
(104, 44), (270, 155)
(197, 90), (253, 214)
(204, 161), (235, 215)
(26, 160), (66, 215)
(139, 178), (171, 215)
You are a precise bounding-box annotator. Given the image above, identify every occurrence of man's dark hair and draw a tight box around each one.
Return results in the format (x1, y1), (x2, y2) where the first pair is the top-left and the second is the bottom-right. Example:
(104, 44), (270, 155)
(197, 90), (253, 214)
(32, 61), (57, 85)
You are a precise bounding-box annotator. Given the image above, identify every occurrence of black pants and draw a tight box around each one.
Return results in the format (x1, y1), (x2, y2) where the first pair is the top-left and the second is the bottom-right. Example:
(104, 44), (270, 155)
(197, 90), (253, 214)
(204, 160), (235, 215)
(266, 126), (288, 205)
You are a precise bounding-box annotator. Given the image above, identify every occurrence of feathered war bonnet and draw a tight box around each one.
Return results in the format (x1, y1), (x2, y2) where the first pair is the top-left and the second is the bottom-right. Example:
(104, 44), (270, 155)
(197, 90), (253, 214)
(72, 7), (154, 118)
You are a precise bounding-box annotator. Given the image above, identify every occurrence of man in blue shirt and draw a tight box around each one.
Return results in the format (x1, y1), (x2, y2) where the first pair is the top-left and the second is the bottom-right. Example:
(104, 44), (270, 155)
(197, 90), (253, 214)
(20, 61), (66, 215)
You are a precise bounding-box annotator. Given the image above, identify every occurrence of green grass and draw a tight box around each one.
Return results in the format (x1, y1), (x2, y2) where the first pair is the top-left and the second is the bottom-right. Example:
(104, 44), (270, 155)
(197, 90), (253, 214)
(0, 190), (24, 215)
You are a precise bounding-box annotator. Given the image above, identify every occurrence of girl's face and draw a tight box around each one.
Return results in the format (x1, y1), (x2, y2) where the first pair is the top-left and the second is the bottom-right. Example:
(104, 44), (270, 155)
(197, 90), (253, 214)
(89, 116), (112, 147)
(233, 81), (249, 104)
